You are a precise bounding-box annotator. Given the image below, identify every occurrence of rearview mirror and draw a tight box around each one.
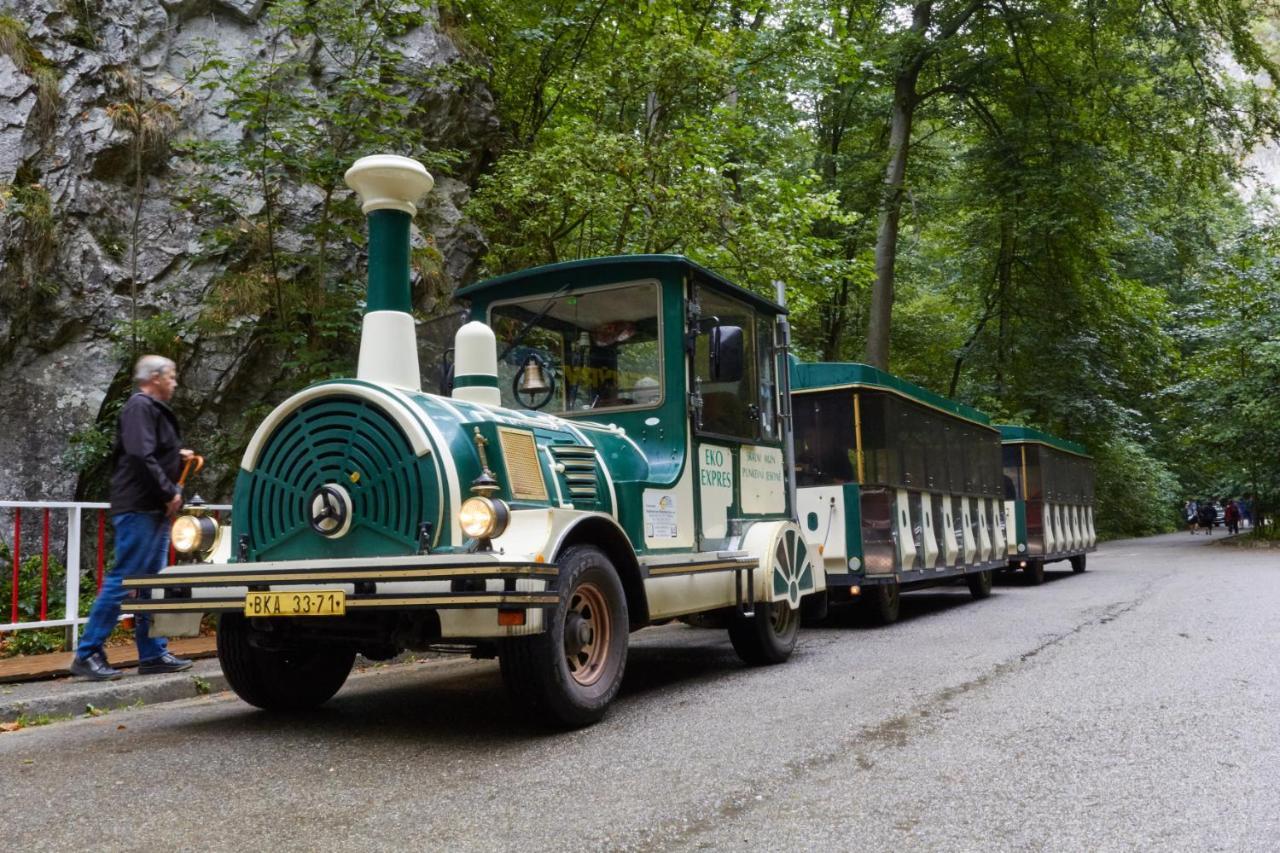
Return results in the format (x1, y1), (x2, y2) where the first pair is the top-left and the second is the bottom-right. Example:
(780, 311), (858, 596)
(710, 325), (744, 382)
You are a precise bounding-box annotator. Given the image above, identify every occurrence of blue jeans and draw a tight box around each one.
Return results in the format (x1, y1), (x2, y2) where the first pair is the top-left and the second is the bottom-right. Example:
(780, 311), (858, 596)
(76, 511), (170, 662)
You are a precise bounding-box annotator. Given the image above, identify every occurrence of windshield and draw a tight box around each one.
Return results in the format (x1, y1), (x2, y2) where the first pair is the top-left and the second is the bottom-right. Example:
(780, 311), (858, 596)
(490, 281), (663, 415)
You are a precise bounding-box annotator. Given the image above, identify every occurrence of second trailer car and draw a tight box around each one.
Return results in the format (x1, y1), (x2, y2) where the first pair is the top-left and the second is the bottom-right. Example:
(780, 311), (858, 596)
(790, 362), (1008, 624)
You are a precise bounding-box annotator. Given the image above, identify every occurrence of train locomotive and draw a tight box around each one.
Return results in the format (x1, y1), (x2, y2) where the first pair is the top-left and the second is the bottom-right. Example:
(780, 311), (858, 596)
(124, 155), (822, 727)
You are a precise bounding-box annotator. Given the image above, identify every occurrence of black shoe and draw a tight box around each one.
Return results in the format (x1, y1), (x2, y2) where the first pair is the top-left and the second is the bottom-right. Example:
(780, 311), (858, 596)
(137, 652), (193, 675)
(69, 652), (122, 681)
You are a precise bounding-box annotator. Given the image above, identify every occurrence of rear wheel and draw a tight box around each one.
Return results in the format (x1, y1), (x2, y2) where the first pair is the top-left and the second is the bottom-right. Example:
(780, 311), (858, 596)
(1070, 554), (1087, 573)
(217, 613), (355, 711)
(865, 582), (901, 625)
(1024, 560), (1045, 585)
(967, 569), (993, 600)
(500, 545), (627, 728)
(729, 600), (799, 665)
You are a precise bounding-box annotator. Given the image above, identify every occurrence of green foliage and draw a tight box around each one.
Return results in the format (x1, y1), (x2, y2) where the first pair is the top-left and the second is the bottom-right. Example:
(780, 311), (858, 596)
(452, 0), (1280, 538)
(1090, 437), (1182, 539)
(0, 544), (75, 656)
(110, 310), (189, 362)
(0, 14), (60, 129)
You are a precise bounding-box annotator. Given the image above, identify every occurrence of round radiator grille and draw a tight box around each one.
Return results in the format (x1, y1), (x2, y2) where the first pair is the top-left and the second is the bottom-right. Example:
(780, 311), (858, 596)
(235, 396), (436, 561)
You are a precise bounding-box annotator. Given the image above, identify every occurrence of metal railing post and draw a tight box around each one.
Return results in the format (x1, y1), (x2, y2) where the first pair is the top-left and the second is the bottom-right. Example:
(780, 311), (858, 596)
(65, 506), (82, 649)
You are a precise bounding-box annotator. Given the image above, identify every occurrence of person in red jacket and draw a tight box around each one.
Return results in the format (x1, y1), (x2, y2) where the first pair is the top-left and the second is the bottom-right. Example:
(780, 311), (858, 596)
(70, 355), (196, 681)
(1224, 499), (1241, 535)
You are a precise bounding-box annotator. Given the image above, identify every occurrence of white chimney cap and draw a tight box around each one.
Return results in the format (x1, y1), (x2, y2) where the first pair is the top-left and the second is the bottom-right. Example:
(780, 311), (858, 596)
(344, 155), (435, 215)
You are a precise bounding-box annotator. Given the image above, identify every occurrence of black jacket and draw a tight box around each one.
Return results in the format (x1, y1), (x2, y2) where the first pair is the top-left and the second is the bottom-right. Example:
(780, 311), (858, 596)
(109, 393), (183, 514)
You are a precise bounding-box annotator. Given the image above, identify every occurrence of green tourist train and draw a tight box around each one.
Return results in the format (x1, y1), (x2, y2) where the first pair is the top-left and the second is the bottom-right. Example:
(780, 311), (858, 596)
(123, 155), (1095, 727)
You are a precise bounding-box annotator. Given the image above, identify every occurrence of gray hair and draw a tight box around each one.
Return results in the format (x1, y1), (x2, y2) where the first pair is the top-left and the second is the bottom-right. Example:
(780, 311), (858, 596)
(133, 354), (176, 384)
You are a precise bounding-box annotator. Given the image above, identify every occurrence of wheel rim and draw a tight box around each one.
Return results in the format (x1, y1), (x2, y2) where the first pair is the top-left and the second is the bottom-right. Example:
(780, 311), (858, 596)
(768, 600), (798, 636)
(563, 581), (612, 687)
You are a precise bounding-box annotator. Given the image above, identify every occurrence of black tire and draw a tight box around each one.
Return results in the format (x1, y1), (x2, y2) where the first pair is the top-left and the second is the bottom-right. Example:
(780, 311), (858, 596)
(1024, 560), (1045, 585)
(966, 569), (993, 600)
(729, 600), (800, 665)
(217, 613), (355, 711)
(800, 589), (829, 624)
(1070, 554), (1087, 573)
(865, 582), (901, 625)
(499, 545), (628, 728)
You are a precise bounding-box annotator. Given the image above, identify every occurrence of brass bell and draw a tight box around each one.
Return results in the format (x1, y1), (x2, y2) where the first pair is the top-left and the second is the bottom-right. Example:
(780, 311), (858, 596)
(517, 354), (551, 395)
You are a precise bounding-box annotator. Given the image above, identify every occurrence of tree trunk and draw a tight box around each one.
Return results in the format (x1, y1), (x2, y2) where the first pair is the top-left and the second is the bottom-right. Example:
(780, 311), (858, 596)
(865, 0), (985, 369)
(866, 3), (932, 369)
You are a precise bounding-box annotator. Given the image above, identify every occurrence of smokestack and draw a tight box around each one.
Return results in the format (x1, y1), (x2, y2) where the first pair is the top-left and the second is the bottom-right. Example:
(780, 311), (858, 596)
(343, 155), (435, 390)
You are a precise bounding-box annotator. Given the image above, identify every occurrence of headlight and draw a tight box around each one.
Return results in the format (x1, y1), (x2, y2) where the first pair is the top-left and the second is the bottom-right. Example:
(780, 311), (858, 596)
(459, 497), (510, 540)
(171, 514), (217, 554)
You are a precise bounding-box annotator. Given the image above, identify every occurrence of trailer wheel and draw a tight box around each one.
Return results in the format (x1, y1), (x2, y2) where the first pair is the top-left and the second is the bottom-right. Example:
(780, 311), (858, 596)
(1070, 554), (1087, 573)
(217, 613), (355, 711)
(1024, 560), (1045, 585)
(729, 601), (799, 665)
(500, 545), (627, 728)
(866, 582), (901, 625)
(966, 569), (993, 600)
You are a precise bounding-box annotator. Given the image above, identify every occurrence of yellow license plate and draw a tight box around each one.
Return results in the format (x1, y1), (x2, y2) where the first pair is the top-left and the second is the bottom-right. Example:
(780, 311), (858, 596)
(244, 590), (346, 617)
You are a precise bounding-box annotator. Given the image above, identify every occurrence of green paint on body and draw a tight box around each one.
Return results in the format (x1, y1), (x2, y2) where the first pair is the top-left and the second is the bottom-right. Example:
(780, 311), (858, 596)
(366, 209), (412, 313)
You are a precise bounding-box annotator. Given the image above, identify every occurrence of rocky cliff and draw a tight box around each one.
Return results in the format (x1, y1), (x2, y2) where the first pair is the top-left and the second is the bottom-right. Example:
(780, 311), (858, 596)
(0, 0), (496, 502)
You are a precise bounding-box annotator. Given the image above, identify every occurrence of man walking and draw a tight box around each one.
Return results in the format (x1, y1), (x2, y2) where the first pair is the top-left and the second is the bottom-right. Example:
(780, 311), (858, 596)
(70, 355), (195, 680)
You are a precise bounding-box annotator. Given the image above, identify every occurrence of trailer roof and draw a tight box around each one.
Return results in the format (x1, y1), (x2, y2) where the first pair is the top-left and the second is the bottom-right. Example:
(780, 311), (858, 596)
(789, 360), (994, 428)
(997, 425), (1091, 458)
(455, 255), (786, 315)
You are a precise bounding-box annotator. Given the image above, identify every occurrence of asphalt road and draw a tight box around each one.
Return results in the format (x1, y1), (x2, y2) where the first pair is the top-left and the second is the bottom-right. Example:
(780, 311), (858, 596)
(3, 532), (1277, 851)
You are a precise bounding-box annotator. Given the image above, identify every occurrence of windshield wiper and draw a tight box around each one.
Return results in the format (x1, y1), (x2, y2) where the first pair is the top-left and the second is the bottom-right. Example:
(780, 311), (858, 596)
(497, 282), (573, 364)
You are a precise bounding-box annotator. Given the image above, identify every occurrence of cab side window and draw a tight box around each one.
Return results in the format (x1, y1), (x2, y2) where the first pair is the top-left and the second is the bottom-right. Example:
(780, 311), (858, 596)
(693, 287), (759, 440)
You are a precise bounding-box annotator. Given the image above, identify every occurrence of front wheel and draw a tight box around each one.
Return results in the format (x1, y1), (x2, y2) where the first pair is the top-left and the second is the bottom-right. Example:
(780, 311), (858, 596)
(967, 569), (993, 600)
(499, 545), (628, 728)
(729, 601), (799, 665)
(865, 582), (901, 625)
(1070, 554), (1087, 573)
(217, 613), (355, 711)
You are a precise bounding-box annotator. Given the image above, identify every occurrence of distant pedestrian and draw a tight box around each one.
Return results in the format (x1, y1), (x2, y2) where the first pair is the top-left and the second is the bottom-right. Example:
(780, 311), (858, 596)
(70, 355), (195, 681)
(1185, 500), (1199, 534)
(1224, 499), (1241, 535)
(1198, 501), (1216, 534)
(1241, 498), (1253, 528)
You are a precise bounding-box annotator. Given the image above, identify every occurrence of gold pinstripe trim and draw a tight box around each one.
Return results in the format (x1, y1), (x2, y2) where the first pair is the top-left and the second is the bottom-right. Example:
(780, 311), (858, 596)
(123, 565), (557, 587)
(647, 560), (756, 577)
(853, 392), (865, 483)
(129, 593), (559, 613)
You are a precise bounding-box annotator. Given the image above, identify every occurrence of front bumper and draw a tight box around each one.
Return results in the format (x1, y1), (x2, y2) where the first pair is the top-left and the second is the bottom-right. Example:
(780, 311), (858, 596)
(121, 552), (559, 615)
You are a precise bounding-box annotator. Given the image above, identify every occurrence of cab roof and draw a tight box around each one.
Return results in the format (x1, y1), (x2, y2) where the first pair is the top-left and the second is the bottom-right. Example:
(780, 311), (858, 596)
(455, 254), (787, 315)
(997, 425), (1091, 458)
(790, 360), (994, 429)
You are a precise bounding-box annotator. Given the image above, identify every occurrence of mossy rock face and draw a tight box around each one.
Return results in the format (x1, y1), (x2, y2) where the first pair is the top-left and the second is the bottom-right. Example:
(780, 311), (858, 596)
(0, 1), (494, 504)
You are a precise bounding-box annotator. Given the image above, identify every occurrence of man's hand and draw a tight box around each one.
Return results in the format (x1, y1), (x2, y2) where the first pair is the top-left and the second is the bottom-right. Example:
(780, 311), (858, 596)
(179, 448), (195, 461)
(166, 492), (184, 517)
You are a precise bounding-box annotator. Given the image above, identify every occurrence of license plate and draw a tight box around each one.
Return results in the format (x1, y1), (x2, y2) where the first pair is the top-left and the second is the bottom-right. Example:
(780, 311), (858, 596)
(244, 590), (346, 617)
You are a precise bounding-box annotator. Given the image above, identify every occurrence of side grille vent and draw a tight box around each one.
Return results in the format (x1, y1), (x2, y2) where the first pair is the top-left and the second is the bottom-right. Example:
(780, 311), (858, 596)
(550, 445), (599, 505)
(498, 427), (549, 500)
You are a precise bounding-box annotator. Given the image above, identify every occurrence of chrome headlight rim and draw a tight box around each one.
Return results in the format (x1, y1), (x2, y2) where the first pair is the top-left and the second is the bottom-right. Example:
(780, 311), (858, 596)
(459, 496), (510, 540)
(171, 514), (217, 555)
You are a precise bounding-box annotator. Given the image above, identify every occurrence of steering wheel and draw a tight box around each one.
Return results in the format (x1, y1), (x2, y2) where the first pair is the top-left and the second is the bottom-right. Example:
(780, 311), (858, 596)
(511, 352), (557, 410)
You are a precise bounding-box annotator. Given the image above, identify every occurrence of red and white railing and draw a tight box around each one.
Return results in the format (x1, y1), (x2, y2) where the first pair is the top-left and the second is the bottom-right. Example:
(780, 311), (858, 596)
(0, 500), (228, 646)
